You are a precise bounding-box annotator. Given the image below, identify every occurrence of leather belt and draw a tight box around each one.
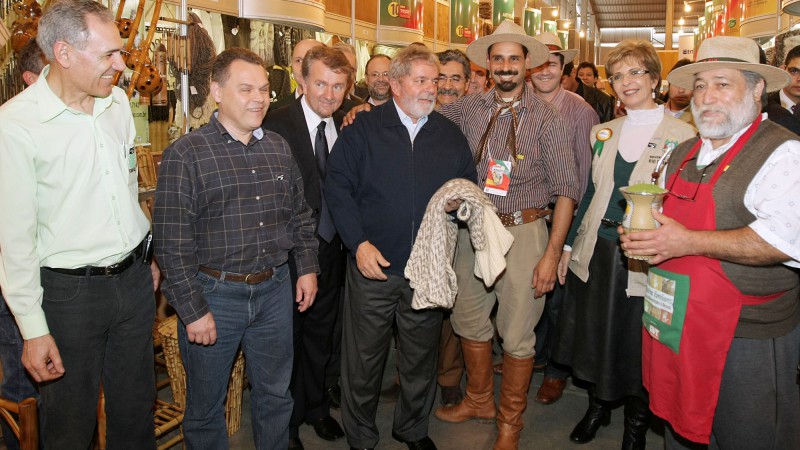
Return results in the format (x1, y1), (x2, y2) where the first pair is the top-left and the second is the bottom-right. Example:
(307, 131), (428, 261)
(44, 237), (146, 277)
(496, 208), (552, 227)
(198, 266), (274, 284)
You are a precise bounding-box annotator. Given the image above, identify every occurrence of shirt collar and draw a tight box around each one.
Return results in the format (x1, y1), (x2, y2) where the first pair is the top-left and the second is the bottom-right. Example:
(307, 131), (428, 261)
(210, 111), (265, 142)
(478, 85), (532, 112)
(698, 112), (766, 164)
(393, 99), (429, 129)
(300, 95), (333, 134)
(779, 89), (797, 110)
(35, 65), (117, 123)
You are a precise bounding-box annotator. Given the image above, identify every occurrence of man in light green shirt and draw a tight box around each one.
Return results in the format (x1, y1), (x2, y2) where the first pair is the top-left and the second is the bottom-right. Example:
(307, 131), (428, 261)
(0, 0), (158, 447)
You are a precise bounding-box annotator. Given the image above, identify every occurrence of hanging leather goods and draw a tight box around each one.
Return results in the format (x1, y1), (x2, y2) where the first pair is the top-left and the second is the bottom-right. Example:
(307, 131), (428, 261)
(150, 42), (168, 106)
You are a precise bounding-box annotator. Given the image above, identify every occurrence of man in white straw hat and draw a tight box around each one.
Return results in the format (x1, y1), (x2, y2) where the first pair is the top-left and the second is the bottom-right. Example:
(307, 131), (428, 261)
(435, 19), (580, 450)
(527, 31), (598, 407)
(621, 35), (800, 449)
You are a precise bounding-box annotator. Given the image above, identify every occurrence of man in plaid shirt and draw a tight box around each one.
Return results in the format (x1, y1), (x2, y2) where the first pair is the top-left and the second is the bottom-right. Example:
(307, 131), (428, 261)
(154, 48), (318, 449)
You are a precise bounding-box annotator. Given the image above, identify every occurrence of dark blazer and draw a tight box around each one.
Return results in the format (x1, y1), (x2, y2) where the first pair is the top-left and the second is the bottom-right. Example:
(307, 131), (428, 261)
(269, 91), (297, 113)
(340, 94), (364, 114)
(764, 91), (800, 136)
(263, 97), (344, 221)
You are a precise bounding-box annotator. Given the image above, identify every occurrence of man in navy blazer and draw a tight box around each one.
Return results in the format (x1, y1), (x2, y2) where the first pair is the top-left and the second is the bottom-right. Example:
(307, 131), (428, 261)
(263, 45), (352, 450)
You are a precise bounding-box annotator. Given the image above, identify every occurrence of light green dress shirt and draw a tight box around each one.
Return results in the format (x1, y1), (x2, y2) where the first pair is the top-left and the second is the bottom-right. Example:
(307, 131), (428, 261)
(0, 66), (150, 340)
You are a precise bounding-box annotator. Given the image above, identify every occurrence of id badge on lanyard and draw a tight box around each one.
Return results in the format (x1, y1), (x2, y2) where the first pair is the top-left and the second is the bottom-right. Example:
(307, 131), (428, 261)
(484, 159), (512, 196)
(643, 267), (690, 353)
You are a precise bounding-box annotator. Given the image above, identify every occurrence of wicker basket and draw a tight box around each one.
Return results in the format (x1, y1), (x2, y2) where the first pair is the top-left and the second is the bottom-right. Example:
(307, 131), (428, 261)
(158, 315), (246, 436)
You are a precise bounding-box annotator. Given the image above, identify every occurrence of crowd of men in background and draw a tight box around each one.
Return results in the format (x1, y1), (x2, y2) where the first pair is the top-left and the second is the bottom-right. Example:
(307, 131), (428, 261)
(0, 2), (798, 449)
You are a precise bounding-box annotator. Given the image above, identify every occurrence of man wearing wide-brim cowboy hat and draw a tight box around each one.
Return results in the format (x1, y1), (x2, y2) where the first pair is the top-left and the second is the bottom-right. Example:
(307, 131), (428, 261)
(525, 30), (598, 408)
(435, 19), (581, 450)
(622, 35), (800, 449)
(532, 31), (578, 65)
(465, 19), (551, 69)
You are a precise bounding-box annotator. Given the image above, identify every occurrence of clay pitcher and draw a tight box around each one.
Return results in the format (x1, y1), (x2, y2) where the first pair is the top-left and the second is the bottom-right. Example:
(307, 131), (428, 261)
(619, 184), (668, 261)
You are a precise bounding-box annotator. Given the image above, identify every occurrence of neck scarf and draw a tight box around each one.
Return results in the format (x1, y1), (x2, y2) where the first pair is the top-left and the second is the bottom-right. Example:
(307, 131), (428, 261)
(476, 88), (524, 166)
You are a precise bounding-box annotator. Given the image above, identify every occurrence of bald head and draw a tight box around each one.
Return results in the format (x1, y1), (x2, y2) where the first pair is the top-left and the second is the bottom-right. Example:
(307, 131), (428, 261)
(292, 39), (324, 94)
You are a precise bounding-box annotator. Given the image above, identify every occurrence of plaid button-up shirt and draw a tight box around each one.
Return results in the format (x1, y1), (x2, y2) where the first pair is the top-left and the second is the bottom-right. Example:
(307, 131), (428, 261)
(154, 113), (318, 324)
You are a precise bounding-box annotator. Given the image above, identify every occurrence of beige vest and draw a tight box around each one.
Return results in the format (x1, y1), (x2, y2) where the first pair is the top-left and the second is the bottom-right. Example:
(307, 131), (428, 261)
(569, 115), (696, 295)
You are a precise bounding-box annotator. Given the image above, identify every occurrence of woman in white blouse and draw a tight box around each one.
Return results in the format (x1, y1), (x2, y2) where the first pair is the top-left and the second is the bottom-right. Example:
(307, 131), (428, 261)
(552, 40), (696, 449)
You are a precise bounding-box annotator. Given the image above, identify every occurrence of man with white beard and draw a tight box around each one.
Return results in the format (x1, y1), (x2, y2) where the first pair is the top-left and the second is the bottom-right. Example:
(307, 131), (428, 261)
(621, 36), (800, 449)
(325, 45), (477, 450)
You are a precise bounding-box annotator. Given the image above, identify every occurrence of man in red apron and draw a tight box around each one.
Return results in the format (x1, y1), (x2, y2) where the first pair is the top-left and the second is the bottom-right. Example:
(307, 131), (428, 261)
(621, 36), (800, 449)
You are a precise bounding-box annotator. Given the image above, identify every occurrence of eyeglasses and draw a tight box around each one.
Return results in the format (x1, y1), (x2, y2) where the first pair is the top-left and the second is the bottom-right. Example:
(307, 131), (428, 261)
(438, 74), (465, 84)
(367, 71), (389, 79)
(608, 69), (650, 84)
(787, 67), (800, 79)
(666, 157), (716, 202)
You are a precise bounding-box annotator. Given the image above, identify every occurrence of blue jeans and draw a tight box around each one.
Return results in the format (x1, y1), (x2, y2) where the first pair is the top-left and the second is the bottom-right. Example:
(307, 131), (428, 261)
(39, 262), (156, 450)
(0, 295), (39, 450)
(178, 264), (294, 450)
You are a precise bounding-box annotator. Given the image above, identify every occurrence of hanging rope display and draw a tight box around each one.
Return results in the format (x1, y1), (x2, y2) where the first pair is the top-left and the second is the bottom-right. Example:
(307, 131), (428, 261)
(181, 12), (215, 112)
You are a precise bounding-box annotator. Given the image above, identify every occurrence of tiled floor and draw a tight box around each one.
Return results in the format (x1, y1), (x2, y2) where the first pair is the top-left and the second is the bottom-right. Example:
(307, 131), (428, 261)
(0, 350), (665, 450)
(224, 349), (665, 450)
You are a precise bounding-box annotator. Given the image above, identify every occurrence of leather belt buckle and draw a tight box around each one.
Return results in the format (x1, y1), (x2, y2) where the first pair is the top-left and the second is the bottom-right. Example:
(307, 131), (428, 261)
(199, 266), (275, 284)
(512, 210), (524, 226)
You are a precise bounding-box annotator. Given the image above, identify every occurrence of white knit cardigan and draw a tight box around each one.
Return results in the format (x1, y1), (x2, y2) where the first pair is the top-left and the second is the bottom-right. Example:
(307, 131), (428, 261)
(405, 178), (514, 310)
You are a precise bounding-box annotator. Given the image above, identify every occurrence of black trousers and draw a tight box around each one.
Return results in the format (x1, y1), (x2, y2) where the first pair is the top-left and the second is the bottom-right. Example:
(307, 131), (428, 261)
(340, 260), (442, 448)
(288, 234), (346, 429)
(40, 262), (156, 450)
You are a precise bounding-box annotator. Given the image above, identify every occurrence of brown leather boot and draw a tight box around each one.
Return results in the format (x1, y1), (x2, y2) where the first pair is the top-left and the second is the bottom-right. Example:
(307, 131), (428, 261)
(493, 353), (534, 450)
(434, 338), (496, 423)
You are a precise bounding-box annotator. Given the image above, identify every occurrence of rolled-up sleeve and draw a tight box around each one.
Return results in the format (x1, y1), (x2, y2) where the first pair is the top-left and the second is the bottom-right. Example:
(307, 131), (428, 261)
(745, 140), (800, 268)
(541, 114), (581, 203)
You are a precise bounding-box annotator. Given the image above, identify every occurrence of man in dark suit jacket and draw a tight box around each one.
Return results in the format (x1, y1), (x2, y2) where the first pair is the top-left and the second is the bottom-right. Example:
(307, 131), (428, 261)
(762, 44), (800, 135)
(764, 91), (800, 135)
(263, 45), (352, 450)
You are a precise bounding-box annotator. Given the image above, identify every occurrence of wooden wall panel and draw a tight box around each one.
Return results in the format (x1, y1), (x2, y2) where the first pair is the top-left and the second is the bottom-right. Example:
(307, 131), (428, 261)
(325, 0), (376, 23)
(324, 0), (351, 17)
(437, 2), (449, 43)
(356, 0), (378, 24)
(424, 0), (435, 39)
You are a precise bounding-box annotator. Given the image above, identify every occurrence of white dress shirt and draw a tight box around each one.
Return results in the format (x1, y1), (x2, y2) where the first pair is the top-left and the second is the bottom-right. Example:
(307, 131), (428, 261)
(300, 96), (336, 153)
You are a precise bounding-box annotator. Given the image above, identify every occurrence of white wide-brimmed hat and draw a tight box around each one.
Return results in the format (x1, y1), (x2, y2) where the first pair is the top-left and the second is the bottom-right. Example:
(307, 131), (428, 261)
(668, 36), (789, 92)
(533, 32), (578, 63)
(466, 20), (550, 69)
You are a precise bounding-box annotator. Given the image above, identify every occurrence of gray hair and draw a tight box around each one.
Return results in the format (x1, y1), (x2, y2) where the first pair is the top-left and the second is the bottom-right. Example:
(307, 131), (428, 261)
(389, 45), (439, 81)
(741, 69), (768, 105)
(37, 0), (114, 61)
(437, 49), (470, 80)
